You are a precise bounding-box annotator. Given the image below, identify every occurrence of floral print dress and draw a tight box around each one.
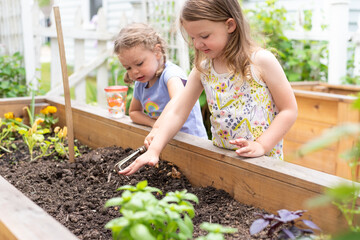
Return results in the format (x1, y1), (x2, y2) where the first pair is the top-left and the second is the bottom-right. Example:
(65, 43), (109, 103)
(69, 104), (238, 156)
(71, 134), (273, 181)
(200, 60), (283, 160)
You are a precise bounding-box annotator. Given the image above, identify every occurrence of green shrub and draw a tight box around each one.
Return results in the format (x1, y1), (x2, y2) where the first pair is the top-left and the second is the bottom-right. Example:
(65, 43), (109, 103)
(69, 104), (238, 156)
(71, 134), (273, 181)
(0, 52), (28, 98)
(245, 0), (328, 82)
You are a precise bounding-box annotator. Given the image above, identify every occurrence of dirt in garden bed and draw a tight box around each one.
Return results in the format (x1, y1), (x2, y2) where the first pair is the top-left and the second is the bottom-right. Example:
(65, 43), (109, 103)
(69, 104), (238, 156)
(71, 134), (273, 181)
(0, 139), (269, 240)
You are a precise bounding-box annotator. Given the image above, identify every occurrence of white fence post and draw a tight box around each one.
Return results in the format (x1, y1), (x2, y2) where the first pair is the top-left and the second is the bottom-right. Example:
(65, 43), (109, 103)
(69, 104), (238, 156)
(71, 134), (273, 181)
(96, 8), (108, 108)
(21, 0), (37, 88)
(353, 16), (360, 77)
(50, 37), (62, 90)
(328, 0), (349, 84)
(74, 7), (86, 103)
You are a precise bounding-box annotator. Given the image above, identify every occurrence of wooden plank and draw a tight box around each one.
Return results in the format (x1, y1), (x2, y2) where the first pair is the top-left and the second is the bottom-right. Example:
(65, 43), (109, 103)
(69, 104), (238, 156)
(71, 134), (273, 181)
(296, 95), (339, 125)
(0, 176), (78, 240)
(294, 89), (356, 103)
(291, 82), (360, 95)
(0, 221), (16, 240)
(284, 141), (337, 174)
(285, 119), (335, 150)
(335, 102), (360, 179)
(0, 97), (46, 118)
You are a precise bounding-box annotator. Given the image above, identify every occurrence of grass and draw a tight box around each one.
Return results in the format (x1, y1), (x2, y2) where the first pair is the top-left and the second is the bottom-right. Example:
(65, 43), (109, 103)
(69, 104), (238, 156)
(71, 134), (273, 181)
(39, 62), (98, 105)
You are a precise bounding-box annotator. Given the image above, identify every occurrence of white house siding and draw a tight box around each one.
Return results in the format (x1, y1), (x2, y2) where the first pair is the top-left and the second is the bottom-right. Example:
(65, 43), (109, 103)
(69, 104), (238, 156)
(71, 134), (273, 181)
(349, 0), (360, 32)
(0, 0), (23, 55)
(52, 0), (135, 65)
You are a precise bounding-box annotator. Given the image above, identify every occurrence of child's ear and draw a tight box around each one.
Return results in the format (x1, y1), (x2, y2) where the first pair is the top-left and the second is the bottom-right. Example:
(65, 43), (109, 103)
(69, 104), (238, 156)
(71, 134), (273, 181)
(154, 44), (162, 59)
(226, 18), (236, 33)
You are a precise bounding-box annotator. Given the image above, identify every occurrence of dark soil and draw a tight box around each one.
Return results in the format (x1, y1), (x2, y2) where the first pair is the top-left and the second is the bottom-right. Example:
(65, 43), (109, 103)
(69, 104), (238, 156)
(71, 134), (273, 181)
(0, 138), (269, 240)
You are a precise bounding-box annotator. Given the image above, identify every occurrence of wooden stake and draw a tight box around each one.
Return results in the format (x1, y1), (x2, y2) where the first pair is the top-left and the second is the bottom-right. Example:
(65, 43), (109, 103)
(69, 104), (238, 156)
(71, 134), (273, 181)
(53, 6), (75, 163)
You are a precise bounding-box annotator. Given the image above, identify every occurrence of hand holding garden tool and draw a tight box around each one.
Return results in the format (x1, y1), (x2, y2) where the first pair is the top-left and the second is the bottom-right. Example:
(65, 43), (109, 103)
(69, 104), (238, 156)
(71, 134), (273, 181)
(114, 145), (147, 172)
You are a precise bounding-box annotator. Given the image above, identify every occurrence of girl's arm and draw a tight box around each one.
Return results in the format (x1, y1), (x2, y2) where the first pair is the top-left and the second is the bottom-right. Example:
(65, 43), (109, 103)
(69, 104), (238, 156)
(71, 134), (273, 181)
(230, 50), (298, 157)
(129, 97), (156, 127)
(144, 76), (186, 147)
(119, 68), (204, 175)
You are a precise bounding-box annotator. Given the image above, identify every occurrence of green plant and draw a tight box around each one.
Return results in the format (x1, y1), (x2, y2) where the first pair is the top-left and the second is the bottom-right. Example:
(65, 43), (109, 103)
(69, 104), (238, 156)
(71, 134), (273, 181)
(245, 0), (328, 82)
(39, 105), (59, 131)
(250, 209), (320, 239)
(0, 52), (28, 98)
(342, 44), (360, 85)
(195, 222), (238, 240)
(37, 0), (52, 7)
(17, 120), (50, 161)
(49, 126), (80, 158)
(105, 180), (237, 240)
(0, 118), (15, 153)
(105, 180), (198, 239)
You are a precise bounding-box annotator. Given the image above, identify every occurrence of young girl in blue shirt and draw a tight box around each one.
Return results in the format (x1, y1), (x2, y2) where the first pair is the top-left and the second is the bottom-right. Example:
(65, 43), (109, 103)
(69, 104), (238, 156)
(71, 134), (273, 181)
(114, 23), (207, 139)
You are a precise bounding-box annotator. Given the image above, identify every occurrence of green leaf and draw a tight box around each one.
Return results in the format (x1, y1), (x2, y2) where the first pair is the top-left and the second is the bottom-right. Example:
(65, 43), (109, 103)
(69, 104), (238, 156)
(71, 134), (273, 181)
(105, 217), (129, 229)
(117, 185), (137, 192)
(332, 231), (360, 240)
(136, 180), (148, 190)
(325, 183), (360, 202)
(129, 223), (156, 240)
(104, 197), (124, 208)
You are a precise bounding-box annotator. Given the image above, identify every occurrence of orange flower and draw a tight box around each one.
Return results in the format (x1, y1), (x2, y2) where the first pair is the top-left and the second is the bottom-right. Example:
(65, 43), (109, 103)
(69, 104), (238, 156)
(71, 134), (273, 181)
(15, 118), (22, 122)
(4, 112), (14, 119)
(40, 107), (49, 115)
(35, 118), (44, 125)
(47, 106), (57, 114)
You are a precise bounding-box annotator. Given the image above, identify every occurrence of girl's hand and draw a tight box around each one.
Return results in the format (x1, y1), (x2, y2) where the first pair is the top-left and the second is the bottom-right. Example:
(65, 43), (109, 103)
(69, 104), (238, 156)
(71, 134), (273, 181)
(118, 150), (159, 176)
(229, 138), (265, 158)
(144, 128), (158, 148)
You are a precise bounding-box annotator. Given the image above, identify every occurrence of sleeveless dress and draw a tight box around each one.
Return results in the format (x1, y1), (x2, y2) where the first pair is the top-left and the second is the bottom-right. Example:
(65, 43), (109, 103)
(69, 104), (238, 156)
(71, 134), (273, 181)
(200, 59), (283, 160)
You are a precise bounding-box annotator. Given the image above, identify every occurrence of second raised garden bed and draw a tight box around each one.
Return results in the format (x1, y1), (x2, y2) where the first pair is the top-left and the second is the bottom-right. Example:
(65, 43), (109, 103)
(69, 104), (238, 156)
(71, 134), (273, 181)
(285, 82), (360, 180)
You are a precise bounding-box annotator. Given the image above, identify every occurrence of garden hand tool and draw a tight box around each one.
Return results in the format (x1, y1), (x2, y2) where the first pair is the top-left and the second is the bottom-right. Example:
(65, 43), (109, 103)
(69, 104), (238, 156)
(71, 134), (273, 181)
(114, 145), (147, 172)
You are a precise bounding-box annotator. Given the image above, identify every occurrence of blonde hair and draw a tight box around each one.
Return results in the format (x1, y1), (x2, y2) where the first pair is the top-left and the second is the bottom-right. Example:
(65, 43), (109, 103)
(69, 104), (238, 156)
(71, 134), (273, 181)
(114, 23), (167, 84)
(180, 0), (257, 80)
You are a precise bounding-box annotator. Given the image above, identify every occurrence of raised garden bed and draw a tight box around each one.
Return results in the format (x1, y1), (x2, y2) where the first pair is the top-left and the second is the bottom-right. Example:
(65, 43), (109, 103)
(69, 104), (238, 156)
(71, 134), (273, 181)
(285, 81), (360, 180)
(0, 96), (358, 239)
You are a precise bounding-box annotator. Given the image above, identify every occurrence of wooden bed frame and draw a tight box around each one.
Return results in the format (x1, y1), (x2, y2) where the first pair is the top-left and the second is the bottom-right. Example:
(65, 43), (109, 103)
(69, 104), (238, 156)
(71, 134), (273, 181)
(0, 96), (358, 239)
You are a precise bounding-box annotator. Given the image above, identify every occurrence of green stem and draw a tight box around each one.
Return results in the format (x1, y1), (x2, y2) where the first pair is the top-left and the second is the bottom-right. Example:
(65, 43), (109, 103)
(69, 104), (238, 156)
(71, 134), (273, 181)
(0, 145), (11, 153)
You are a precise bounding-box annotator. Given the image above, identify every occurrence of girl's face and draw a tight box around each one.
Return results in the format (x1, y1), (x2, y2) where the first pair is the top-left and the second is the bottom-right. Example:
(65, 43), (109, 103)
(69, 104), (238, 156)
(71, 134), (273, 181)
(182, 19), (236, 60)
(118, 45), (162, 86)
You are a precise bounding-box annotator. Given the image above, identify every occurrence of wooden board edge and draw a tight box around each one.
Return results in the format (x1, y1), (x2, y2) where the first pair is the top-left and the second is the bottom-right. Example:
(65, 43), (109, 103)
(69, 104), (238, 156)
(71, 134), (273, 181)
(0, 176), (78, 240)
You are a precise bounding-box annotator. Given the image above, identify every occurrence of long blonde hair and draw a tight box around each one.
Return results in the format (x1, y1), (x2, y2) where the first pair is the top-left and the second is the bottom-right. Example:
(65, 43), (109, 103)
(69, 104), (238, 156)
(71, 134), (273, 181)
(114, 23), (167, 83)
(180, 0), (256, 79)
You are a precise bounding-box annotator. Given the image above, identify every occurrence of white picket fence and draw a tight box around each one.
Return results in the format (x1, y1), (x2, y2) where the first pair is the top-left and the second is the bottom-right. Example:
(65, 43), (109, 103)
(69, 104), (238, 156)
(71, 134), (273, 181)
(28, 0), (189, 106)
(245, 0), (360, 84)
(1, 0), (360, 105)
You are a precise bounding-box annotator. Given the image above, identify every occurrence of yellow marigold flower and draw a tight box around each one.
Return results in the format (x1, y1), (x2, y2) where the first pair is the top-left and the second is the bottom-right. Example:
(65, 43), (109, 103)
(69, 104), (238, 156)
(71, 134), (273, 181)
(54, 126), (60, 133)
(15, 118), (22, 122)
(35, 118), (44, 125)
(63, 126), (67, 138)
(4, 112), (14, 119)
(40, 107), (49, 115)
(47, 106), (57, 114)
